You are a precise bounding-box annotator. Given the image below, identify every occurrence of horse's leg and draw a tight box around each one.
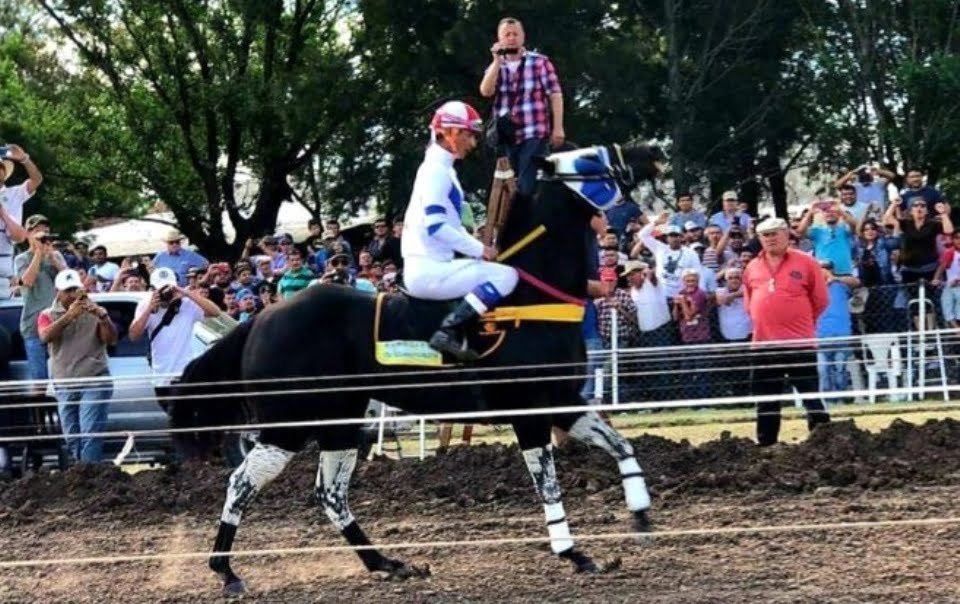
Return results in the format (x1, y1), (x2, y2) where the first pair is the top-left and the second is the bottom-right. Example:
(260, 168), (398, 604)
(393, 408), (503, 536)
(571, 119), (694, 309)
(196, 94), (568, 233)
(557, 410), (652, 531)
(315, 447), (412, 575)
(209, 442), (295, 594)
(515, 420), (599, 573)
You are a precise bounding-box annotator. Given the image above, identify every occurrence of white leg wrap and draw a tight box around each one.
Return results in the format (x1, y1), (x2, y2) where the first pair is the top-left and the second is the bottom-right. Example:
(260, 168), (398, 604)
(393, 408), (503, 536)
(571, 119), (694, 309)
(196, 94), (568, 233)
(220, 443), (294, 525)
(618, 458), (651, 512)
(523, 446), (574, 554)
(316, 449), (358, 530)
(570, 413), (650, 511)
(544, 502), (574, 554)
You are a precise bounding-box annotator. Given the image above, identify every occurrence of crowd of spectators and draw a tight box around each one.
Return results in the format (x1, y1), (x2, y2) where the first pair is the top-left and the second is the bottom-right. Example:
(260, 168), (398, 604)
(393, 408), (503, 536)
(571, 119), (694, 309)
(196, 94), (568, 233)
(585, 165), (956, 406)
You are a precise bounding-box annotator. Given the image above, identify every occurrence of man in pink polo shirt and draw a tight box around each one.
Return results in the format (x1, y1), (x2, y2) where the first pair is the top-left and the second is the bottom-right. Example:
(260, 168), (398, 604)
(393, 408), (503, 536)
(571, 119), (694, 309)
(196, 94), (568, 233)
(743, 217), (831, 446)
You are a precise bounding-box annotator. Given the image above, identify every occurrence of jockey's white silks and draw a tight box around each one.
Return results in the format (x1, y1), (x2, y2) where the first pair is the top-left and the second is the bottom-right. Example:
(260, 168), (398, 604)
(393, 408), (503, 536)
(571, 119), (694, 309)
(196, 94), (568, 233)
(545, 146), (623, 212)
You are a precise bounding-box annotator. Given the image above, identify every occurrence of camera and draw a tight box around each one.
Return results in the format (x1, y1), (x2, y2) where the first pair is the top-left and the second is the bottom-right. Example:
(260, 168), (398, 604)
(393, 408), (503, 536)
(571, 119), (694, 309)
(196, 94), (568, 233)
(38, 235), (54, 245)
(158, 286), (174, 303)
(496, 47), (519, 56)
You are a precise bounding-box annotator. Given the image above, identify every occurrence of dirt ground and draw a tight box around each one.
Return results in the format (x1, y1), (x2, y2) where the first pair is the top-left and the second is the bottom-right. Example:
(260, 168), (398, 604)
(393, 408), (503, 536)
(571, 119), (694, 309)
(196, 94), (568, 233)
(4, 419), (960, 602)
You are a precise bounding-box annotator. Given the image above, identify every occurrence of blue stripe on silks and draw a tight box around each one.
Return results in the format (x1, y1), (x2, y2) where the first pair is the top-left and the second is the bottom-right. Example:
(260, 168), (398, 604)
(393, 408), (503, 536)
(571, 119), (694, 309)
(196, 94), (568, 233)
(471, 281), (502, 308)
(573, 157), (607, 175)
(425, 204), (447, 216)
(581, 180), (620, 211)
(448, 185), (463, 218)
(427, 223), (444, 236)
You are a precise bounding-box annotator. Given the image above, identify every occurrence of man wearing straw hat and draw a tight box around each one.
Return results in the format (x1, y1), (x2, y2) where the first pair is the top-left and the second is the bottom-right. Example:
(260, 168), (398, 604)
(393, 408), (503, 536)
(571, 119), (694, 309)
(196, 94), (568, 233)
(153, 229), (209, 287)
(0, 143), (43, 299)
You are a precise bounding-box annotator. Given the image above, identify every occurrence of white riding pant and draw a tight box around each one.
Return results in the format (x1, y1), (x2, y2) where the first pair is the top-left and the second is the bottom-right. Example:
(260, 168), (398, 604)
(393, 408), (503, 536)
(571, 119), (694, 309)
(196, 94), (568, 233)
(404, 256), (519, 311)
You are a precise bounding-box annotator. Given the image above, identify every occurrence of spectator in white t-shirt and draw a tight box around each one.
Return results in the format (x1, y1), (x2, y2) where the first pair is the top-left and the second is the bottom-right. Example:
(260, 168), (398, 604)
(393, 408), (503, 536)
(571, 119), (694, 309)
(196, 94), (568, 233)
(129, 267), (221, 458)
(129, 267), (222, 385)
(638, 211), (703, 300)
(87, 245), (121, 291)
(0, 144), (43, 299)
(715, 267), (752, 342)
(834, 164), (895, 209)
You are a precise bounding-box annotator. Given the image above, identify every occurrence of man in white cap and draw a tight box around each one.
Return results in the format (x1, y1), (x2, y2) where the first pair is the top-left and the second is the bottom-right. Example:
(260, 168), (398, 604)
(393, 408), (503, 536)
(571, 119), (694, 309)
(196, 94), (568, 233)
(130, 267), (221, 458)
(742, 216), (830, 446)
(637, 211), (702, 300)
(129, 267), (222, 386)
(0, 143), (43, 299)
(152, 229), (209, 286)
(37, 269), (117, 464)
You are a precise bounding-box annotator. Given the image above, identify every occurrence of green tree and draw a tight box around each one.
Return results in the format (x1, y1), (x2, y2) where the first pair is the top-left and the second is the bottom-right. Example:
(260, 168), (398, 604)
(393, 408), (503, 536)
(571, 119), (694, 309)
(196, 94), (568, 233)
(37, 0), (363, 259)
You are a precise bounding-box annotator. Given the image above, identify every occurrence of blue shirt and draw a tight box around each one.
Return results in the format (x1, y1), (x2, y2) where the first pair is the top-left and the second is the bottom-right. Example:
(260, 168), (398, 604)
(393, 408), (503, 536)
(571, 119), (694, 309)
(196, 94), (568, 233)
(152, 248), (209, 286)
(817, 280), (852, 338)
(670, 210), (708, 231)
(808, 223), (855, 275)
(898, 185), (943, 212)
(605, 200), (641, 239)
(708, 211), (750, 233)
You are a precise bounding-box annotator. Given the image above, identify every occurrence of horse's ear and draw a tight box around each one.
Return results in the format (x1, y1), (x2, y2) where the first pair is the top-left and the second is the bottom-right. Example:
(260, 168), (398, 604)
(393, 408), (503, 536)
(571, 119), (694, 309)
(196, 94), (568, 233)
(532, 155), (555, 176)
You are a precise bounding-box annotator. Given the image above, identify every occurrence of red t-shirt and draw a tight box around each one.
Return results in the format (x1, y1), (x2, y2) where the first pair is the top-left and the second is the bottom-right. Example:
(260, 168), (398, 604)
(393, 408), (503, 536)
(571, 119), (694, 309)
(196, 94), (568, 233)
(742, 249), (828, 344)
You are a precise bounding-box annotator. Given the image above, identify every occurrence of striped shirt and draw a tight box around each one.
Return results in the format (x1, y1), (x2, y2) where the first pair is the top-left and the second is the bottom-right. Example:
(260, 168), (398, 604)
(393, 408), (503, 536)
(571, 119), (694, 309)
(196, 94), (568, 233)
(278, 267), (315, 299)
(494, 51), (562, 143)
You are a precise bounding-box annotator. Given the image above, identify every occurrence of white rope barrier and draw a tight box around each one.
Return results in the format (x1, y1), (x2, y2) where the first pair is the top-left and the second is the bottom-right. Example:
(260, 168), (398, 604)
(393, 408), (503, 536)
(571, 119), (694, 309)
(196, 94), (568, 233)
(2, 515), (959, 569)
(0, 328), (951, 395)
(2, 382), (959, 445)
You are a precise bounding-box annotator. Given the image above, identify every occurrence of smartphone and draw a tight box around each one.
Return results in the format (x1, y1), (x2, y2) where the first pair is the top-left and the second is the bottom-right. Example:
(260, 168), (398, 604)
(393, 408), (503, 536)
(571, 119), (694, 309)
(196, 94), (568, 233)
(0, 146), (8, 159)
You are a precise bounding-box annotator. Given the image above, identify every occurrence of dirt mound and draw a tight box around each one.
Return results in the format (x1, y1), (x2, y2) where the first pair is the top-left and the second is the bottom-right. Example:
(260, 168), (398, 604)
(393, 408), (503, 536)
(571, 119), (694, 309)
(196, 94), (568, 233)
(4, 419), (960, 525)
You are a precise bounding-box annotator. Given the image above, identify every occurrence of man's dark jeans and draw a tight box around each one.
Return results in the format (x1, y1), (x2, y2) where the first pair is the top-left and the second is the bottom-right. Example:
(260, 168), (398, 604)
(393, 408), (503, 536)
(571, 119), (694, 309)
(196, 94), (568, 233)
(507, 137), (550, 196)
(749, 347), (830, 446)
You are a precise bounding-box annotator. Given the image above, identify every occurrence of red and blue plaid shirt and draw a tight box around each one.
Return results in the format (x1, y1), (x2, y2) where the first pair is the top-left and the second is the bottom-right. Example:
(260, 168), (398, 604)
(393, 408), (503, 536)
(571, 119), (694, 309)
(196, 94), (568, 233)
(494, 51), (562, 143)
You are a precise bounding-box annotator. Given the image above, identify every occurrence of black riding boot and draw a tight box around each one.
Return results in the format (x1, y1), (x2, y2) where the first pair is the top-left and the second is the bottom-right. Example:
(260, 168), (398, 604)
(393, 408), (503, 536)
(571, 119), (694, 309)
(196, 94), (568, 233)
(429, 300), (481, 362)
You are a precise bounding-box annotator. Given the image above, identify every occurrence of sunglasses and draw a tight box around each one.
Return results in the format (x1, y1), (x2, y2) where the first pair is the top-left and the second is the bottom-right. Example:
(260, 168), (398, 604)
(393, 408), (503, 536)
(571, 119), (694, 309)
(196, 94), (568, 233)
(330, 259), (347, 267)
(912, 203), (927, 208)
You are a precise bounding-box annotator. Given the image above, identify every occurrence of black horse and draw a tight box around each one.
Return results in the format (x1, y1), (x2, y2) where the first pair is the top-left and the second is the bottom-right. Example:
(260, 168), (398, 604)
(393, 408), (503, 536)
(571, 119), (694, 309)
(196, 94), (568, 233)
(174, 144), (665, 594)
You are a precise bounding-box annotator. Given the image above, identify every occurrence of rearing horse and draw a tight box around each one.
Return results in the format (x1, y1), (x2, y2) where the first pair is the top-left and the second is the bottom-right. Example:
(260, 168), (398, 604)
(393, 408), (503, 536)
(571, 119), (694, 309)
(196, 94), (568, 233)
(174, 144), (666, 594)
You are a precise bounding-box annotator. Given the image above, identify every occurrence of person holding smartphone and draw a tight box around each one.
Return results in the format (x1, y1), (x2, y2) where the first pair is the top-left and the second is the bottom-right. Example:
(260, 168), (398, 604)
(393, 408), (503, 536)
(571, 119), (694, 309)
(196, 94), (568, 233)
(0, 143), (43, 300)
(14, 214), (67, 384)
(478, 17), (564, 196)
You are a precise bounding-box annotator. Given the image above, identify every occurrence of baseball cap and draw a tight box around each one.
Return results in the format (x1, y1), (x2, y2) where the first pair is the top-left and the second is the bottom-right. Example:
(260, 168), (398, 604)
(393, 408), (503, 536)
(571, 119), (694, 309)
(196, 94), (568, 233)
(662, 225), (682, 236)
(236, 288), (254, 302)
(684, 221), (702, 232)
(25, 215), (50, 230)
(150, 267), (178, 290)
(722, 190), (738, 201)
(54, 269), (82, 291)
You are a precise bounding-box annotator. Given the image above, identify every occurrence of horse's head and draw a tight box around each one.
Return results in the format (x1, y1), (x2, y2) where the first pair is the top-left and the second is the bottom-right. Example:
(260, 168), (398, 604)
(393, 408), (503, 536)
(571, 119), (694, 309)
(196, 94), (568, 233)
(534, 143), (666, 217)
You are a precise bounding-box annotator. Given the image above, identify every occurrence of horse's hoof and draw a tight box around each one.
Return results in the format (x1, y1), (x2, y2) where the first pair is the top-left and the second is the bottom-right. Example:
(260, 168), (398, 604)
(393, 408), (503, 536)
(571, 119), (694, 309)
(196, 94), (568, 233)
(222, 579), (247, 596)
(559, 548), (599, 574)
(633, 509), (654, 533)
(372, 561), (431, 581)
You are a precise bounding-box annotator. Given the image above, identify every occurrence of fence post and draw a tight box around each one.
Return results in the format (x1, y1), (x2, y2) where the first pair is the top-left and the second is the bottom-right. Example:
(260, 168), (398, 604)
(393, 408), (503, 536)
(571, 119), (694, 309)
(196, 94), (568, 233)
(611, 308), (620, 406)
(418, 418), (426, 461)
(375, 401), (387, 456)
(919, 279), (927, 400)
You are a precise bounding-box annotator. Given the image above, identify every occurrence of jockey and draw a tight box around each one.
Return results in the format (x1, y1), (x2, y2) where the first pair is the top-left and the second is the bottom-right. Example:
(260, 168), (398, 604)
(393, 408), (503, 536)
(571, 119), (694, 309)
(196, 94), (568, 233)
(402, 101), (519, 361)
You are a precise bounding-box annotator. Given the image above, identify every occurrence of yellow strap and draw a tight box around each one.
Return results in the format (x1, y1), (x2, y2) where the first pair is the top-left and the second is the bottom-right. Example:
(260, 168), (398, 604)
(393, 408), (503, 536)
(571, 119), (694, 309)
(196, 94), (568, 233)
(496, 224), (547, 262)
(482, 303), (585, 324)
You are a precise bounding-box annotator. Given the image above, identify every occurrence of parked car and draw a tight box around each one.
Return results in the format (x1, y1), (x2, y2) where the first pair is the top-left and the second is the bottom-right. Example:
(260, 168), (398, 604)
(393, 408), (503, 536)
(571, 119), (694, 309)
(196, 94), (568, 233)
(0, 291), (250, 471)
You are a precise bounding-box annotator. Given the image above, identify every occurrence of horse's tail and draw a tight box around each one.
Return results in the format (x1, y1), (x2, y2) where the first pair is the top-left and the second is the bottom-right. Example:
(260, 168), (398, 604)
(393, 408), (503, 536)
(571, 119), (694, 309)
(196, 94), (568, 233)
(168, 318), (256, 457)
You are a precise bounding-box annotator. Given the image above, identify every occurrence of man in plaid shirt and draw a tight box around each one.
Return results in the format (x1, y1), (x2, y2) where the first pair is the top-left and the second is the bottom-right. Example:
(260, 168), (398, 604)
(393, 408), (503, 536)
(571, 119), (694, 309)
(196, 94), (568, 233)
(479, 17), (565, 195)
